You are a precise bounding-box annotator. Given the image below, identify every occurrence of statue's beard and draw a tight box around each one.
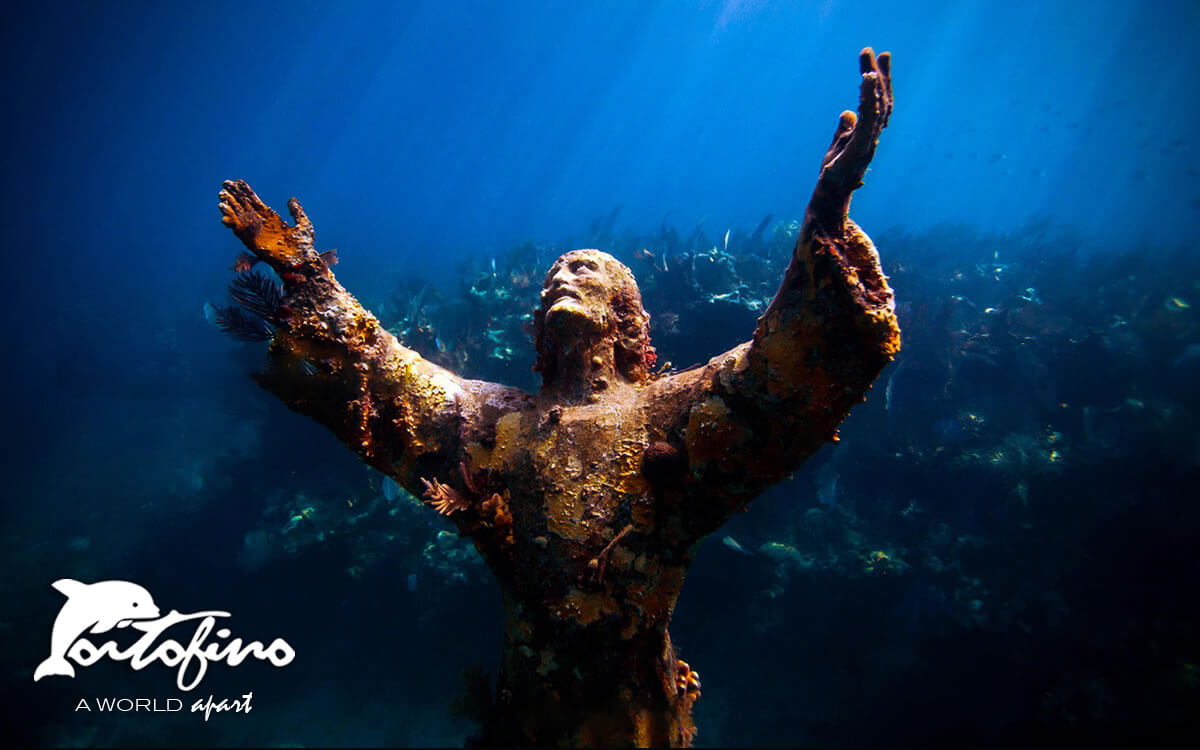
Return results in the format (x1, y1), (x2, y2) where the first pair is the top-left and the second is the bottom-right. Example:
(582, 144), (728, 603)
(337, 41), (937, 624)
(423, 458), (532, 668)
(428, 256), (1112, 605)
(544, 297), (609, 340)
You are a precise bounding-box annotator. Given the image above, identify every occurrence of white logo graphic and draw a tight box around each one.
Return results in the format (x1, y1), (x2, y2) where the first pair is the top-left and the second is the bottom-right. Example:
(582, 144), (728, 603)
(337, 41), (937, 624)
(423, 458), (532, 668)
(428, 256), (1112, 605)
(35, 579), (161, 681)
(35, 578), (295, 690)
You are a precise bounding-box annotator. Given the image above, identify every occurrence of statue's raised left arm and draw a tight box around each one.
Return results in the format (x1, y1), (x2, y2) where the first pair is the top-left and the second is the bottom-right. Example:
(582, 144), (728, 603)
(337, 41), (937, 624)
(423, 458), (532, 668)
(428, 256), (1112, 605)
(647, 49), (900, 538)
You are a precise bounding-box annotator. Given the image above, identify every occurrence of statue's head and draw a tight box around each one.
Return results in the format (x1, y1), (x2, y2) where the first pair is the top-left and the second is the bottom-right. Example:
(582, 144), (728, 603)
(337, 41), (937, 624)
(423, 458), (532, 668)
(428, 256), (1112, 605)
(533, 249), (656, 386)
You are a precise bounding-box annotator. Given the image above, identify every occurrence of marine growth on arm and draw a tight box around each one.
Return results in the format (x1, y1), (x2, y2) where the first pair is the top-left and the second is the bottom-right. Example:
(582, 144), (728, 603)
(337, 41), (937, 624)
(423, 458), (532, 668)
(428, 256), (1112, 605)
(644, 48), (899, 538)
(217, 180), (532, 501)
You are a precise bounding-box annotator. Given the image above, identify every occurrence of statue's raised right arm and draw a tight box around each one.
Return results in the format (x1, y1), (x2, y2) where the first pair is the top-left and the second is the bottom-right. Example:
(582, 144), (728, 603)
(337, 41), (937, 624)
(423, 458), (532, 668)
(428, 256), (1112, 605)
(217, 180), (530, 500)
(650, 48), (900, 538)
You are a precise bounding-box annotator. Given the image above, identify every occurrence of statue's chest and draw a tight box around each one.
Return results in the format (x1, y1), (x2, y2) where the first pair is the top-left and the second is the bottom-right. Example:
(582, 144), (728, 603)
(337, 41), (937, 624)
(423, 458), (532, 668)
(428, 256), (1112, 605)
(491, 404), (651, 544)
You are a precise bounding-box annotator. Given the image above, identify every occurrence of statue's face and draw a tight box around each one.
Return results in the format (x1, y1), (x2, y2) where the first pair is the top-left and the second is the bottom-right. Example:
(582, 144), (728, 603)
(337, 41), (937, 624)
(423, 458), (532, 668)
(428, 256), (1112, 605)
(540, 250), (619, 335)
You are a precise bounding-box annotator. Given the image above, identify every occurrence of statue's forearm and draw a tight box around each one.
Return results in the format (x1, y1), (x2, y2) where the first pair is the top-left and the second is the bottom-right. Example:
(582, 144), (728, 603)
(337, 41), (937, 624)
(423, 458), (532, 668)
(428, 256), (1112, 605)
(256, 269), (468, 485)
(751, 219), (899, 425)
(673, 50), (898, 532)
(684, 224), (898, 488)
(742, 44), (898, 441)
(218, 180), (469, 490)
(724, 46), (898, 471)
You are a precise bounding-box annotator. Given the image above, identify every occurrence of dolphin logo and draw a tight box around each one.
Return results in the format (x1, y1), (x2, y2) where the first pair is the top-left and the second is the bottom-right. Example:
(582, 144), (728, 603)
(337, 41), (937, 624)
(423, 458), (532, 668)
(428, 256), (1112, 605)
(33, 578), (161, 682)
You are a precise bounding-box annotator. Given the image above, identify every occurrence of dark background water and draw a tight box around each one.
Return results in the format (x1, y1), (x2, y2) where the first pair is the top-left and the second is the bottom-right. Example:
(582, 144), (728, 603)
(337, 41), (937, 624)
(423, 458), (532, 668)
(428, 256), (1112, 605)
(2, 0), (1198, 746)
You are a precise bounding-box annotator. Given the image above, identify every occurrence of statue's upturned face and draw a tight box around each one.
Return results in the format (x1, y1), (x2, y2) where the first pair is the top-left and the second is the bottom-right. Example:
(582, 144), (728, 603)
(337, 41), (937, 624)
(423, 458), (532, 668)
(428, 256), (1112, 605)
(533, 248), (655, 386)
(540, 250), (620, 336)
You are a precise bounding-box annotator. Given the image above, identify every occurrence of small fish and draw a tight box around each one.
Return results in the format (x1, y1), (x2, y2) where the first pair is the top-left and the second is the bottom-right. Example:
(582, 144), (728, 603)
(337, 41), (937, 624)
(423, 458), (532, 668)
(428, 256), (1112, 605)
(35, 579), (161, 681)
(723, 228), (730, 252)
(1164, 297), (1191, 311)
(203, 301), (219, 326)
(319, 248), (339, 267)
(758, 541), (800, 563)
(721, 536), (751, 555)
(884, 361), (904, 413)
(231, 252), (257, 273)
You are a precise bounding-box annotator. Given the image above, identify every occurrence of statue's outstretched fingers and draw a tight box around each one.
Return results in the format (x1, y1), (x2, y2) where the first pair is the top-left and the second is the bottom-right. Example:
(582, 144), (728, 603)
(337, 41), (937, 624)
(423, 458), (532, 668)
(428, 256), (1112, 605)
(218, 195), (238, 228)
(877, 51), (892, 126)
(219, 186), (264, 240)
(218, 182), (241, 219)
(808, 49), (894, 230)
(222, 179), (271, 214)
(854, 49), (884, 146)
(856, 47), (892, 142)
(859, 46), (878, 77)
(839, 47), (892, 178)
(287, 197), (313, 237)
(218, 189), (244, 224)
(220, 181), (275, 228)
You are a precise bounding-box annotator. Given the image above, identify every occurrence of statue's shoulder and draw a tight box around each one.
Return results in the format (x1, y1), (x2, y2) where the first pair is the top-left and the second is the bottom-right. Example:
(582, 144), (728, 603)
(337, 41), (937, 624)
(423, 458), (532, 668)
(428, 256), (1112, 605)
(460, 380), (534, 416)
(640, 359), (714, 401)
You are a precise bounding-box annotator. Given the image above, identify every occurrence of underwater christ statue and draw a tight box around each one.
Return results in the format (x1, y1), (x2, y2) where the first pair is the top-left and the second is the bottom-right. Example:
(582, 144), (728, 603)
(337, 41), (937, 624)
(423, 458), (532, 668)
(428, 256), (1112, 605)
(217, 49), (898, 747)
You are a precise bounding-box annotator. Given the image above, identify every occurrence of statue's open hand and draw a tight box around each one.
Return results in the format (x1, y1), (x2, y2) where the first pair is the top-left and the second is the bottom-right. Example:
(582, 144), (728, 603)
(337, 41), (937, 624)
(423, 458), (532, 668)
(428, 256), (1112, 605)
(812, 48), (892, 226)
(218, 179), (315, 268)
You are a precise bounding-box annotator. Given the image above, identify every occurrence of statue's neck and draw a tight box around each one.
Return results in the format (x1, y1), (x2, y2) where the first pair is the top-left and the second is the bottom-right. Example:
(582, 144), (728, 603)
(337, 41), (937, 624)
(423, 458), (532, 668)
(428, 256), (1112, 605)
(542, 333), (619, 404)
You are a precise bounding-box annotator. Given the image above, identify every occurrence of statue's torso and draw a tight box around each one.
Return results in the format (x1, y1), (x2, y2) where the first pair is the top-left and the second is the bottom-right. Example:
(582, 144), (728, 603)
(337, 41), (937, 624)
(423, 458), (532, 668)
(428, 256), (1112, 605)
(478, 391), (687, 629)
(467, 388), (698, 746)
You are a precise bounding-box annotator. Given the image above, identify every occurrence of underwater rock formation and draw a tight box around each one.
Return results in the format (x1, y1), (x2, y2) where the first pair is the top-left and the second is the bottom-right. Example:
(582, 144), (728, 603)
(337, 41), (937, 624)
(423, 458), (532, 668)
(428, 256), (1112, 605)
(216, 48), (898, 747)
